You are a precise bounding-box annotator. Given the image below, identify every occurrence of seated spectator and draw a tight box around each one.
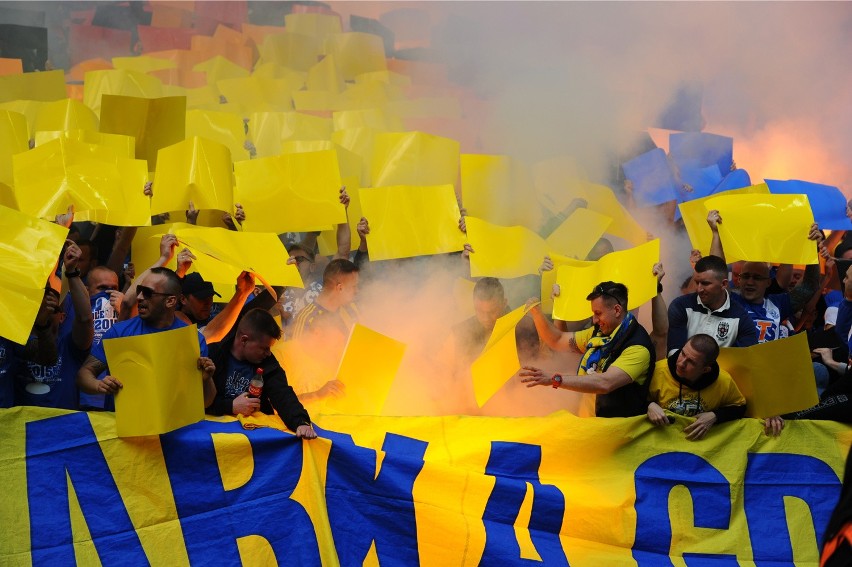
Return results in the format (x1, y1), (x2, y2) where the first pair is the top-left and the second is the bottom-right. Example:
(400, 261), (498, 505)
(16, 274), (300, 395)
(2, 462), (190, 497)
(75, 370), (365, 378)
(646, 333), (746, 440)
(205, 308), (316, 439)
(520, 281), (655, 417)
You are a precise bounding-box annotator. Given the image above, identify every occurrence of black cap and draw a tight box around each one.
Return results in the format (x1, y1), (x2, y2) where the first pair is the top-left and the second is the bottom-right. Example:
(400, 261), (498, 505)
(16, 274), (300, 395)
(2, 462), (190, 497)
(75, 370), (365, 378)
(181, 273), (221, 299)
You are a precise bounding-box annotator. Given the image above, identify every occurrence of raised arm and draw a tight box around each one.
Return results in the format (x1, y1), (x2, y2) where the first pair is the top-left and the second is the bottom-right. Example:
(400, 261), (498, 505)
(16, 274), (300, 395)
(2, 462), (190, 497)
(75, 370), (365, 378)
(526, 299), (579, 353)
(201, 272), (255, 343)
(707, 210), (725, 261)
(62, 241), (94, 351)
(650, 262), (669, 360)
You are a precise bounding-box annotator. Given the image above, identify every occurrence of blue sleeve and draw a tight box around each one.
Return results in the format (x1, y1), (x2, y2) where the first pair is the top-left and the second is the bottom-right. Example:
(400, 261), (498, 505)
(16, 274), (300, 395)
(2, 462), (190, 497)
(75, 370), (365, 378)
(735, 313), (759, 347)
(836, 300), (852, 343)
(667, 297), (688, 354)
(198, 332), (208, 357)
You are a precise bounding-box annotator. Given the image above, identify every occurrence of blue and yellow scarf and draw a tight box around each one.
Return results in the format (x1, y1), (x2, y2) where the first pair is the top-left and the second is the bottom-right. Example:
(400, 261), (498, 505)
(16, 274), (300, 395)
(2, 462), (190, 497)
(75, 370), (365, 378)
(578, 312), (636, 375)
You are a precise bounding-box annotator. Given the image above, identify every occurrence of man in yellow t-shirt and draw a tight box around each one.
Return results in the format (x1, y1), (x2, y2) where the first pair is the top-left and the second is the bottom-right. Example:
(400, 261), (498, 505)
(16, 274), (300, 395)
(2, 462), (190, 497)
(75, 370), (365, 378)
(521, 281), (655, 417)
(647, 333), (746, 440)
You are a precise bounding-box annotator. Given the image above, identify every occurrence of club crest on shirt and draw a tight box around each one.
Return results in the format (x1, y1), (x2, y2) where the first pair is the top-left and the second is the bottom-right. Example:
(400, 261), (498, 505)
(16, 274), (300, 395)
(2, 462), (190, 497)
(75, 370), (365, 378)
(716, 320), (730, 340)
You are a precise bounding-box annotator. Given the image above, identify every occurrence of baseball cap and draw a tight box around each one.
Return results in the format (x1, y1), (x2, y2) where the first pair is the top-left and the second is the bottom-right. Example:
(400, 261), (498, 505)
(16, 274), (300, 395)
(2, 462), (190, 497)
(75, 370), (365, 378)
(181, 273), (221, 299)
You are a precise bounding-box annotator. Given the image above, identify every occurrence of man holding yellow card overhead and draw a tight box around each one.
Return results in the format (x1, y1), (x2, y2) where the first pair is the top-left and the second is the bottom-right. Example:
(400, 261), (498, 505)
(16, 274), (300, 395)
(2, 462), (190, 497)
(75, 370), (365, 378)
(520, 282), (655, 417)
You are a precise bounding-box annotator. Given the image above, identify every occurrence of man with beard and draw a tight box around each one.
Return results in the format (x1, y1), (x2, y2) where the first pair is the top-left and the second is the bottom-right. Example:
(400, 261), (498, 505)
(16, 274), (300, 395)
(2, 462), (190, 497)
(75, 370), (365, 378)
(77, 267), (216, 409)
(646, 333), (746, 440)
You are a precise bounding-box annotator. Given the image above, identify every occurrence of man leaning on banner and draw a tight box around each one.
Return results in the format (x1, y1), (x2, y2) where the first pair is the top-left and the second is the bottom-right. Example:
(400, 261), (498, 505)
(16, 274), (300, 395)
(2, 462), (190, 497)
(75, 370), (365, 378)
(521, 282), (655, 417)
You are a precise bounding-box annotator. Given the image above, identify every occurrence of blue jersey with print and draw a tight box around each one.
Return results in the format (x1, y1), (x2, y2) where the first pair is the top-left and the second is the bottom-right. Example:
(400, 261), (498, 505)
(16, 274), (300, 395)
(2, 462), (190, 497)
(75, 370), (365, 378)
(0, 337), (20, 408)
(15, 329), (88, 410)
(731, 292), (793, 343)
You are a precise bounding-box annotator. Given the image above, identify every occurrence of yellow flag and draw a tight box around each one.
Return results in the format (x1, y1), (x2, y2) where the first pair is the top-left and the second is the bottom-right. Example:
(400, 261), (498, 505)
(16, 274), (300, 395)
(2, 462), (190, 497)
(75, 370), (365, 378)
(471, 303), (537, 408)
(679, 183), (770, 256)
(359, 184), (465, 261)
(106, 324), (205, 437)
(704, 193), (818, 265)
(33, 99), (98, 134)
(248, 111), (332, 158)
(152, 136), (233, 215)
(0, 110), (28, 190)
(553, 239), (660, 321)
(185, 109), (250, 162)
(324, 324), (407, 415)
(172, 226), (304, 289)
(234, 149), (345, 233)
(0, 205), (68, 344)
(460, 154), (541, 229)
(99, 94), (186, 169)
(465, 216), (547, 279)
(540, 254), (592, 316)
(371, 131), (460, 188)
(0, 70), (66, 103)
(545, 208), (613, 261)
(34, 129), (135, 159)
(83, 69), (164, 116)
(716, 333), (819, 418)
(258, 32), (322, 72)
(325, 32), (387, 81)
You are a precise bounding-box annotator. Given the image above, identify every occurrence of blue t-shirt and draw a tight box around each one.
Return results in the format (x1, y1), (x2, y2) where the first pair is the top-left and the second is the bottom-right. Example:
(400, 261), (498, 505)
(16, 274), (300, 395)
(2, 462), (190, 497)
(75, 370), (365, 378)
(15, 330), (88, 410)
(223, 354), (256, 400)
(84, 316), (208, 411)
(730, 292), (793, 343)
(0, 337), (20, 409)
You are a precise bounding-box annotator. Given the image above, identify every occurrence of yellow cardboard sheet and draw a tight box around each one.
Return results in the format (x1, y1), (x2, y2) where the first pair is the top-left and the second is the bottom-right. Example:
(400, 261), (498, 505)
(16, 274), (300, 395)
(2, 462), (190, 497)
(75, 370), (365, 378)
(325, 32), (387, 81)
(0, 110), (28, 189)
(332, 108), (402, 132)
(704, 193), (818, 265)
(247, 111), (332, 158)
(460, 154), (541, 229)
(355, 70), (412, 86)
(540, 253), (591, 316)
(358, 184), (465, 261)
(291, 90), (340, 112)
(716, 332), (819, 418)
(332, 127), (377, 187)
(545, 208), (613, 261)
(316, 177), (362, 257)
(679, 184), (770, 256)
(112, 55), (176, 74)
(185, 109), (250, 162)
(307, 54), (344, 93)
(99, 94), (186, 169)
(152, 136), (233, 215)
(575, 182), (648, 246)
(0, 100), (44, 138)
(83, 69), (164, 116)
(34, 129), (135, 159)
(471, 303), (537, 408)
(33, 99), (98, 133)
(371, 131), (460, 188)
(193, 55), (250, 86)
(234, 149), (345, 233)
(553, 239), (660, 321)
(533, 156), (588, 214)
(0, 205), (68, 344)
(465, 216), (547, 279)
(284, 13), (342, 46)
(279, 141), (362, 182)
(75, 158), (151, 227)
(13, 138), (149, 223)
(324, 324), (407, 415)
(337, 82), (397, 112)
(172, 226), (304, 289)
(105, 323), (204, 437)
(258, 32), (322, 72)
(0, 70), (66, 103)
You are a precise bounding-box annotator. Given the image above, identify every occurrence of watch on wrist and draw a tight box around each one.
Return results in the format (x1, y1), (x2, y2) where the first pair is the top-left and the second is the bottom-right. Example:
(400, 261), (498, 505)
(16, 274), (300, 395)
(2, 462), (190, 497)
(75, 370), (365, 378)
(551, 373), (563, 389)
(65, 268), (81, 279)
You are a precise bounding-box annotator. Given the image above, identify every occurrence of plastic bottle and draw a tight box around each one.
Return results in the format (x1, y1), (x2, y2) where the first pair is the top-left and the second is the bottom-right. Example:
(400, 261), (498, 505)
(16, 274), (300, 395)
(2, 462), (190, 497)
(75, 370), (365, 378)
(248, 368), (264, 398)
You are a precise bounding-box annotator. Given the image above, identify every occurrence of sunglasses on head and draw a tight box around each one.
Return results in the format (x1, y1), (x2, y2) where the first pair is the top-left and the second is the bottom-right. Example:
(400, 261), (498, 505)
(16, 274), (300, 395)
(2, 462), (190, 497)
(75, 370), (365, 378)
(137, 285), (174, 300)
(292, 256), (312, 264)
(594, 285), (623, 307)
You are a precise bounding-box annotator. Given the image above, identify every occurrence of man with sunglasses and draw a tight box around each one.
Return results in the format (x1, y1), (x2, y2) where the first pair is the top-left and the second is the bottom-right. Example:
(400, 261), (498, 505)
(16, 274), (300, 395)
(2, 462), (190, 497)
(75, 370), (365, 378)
(77, 267), (216, 410)
(521, 281), (655, 417)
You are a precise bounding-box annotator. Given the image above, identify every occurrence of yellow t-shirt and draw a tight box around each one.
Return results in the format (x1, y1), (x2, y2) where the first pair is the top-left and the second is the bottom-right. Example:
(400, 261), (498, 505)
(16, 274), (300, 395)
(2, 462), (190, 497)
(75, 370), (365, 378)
(648, 359), (746, 416)
(574, 327), (651, 385)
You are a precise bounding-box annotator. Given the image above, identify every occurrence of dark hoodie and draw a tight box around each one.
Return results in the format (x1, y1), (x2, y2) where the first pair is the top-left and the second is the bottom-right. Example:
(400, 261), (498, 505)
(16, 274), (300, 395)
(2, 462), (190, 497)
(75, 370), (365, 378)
(665, 350), (745, 423)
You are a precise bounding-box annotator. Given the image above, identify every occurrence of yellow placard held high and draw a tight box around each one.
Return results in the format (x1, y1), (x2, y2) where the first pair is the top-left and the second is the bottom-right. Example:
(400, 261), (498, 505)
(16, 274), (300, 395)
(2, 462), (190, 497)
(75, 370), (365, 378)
(358, 184), (465, 261)
(460, 154), (541, 229)
(100, 94), (185, 170)
(234, 149), (345, 234)
(152, 136), (233, 215)
(83, 69), (165, 116)
(716, 333), (819, 418)
(0, 110), (28, 192)
(679, 183), (769, 256)
(324, 324), (407, 416)
(33, 99), (98, 134)
(553, 239), (660, 322)
(185, 109), (250, 162)
(0, 70), (66, 103)
(704, 193), (818, 265)
(0, 205), (68, 344)
(371, 131), (460, 189)
(105, 324), (205, 437)
(465, 216), (547, 279)
(545, 208), (613, 261)
(248, 111), (332, 158)
(34, 129), (135, 159)
(575, 182), (647, 246)
(324, 32), (387, 81)
(540, 254), (592, 316)
(471, 303), (538, 408)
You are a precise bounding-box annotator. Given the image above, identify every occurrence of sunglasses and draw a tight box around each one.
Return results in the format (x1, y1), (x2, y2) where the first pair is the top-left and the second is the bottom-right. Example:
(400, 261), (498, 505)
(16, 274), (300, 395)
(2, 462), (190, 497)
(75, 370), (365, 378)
(137, 285), (174, 300)
(292, 256), (312, 264)
(593, 285), (623, 307)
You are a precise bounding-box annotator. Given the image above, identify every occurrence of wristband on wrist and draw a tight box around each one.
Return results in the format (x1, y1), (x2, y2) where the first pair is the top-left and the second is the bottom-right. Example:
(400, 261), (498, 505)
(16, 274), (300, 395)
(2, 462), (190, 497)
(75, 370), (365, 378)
(551, 373), (563, 389)
(65, 268), (81, 279)
(657, 282), (663, 294)
(34, 321), (51, 331)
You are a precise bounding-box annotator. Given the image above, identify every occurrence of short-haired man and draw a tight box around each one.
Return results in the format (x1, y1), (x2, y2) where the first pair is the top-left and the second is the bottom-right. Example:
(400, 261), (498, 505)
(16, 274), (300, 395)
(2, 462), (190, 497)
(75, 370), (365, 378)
(646, 333), (746, 440)
(205, 308), (316, 439)
(290, 258), (359, 342)
(521, 281), (655, 417)
(667, 255), (758, 354)
(77, 267), (216, 409)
